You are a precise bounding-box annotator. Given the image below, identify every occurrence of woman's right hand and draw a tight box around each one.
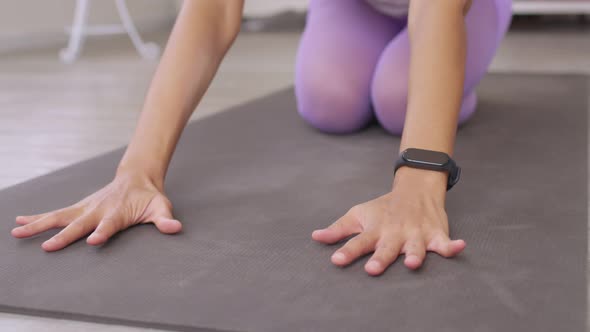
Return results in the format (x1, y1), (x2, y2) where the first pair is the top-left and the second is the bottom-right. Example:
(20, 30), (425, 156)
(11, 171), (182, 252)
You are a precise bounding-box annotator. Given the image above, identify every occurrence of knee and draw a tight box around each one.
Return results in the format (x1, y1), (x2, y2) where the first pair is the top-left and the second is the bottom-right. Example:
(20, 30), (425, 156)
(295, 77), (372, 135)
(371, 79), (408, 136)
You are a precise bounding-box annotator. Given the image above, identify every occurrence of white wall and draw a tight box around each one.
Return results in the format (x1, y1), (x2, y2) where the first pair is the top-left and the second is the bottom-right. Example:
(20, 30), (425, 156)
(0, 0), (177, 53)
(1, 0), (311, 53)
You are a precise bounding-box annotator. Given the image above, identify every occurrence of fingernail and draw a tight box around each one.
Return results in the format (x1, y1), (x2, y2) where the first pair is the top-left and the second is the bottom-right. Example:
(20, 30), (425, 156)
(87, 233), (99, 242)
(332, 252), (346, 264)
(366, 260), (382, 272)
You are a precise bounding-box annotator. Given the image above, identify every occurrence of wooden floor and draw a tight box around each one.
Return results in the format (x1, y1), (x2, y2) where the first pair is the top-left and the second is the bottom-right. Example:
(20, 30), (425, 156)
(0, 31), (300, 189)
(0, 23), (589, 331)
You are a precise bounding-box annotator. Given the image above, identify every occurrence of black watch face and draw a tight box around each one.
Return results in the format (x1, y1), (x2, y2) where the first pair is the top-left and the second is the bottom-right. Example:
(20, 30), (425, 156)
(403, 148), (450, 167)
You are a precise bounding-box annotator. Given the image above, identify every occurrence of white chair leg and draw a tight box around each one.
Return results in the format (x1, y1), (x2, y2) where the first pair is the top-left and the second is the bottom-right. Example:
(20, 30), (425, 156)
(114, 0), (160, 60)
(60, 0), (91, 64)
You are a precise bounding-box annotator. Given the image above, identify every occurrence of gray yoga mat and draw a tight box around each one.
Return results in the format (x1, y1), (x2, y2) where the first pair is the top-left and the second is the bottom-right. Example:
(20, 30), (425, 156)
(0, 74), (587, 332)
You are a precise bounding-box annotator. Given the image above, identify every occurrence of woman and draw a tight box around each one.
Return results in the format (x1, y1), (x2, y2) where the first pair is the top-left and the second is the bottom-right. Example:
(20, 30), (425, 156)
(12, 0), (512, 276)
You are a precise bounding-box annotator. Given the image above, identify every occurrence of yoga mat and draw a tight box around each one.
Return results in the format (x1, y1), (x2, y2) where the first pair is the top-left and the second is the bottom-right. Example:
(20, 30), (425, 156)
(0, 74), (587, 332)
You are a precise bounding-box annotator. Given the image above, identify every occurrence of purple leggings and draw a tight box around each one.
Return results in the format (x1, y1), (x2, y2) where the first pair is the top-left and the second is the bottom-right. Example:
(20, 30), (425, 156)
(295, 0), (512, 135)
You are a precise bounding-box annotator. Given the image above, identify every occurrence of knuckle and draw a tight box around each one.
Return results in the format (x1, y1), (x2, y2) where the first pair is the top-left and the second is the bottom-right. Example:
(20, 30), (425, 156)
(68, 222), (85, 234)
(52, 233), (65, 244)
(160, 196), (173, 210)
(433, 245), (452, 258)
(50, 211), (72, 227)
(352, 234), (375, 249)
(342, 239), (359, 252)
(403, 244), (414, 254)
(330, 220), (344, 230)
(348, 205), (362, 215)
(376, 240), (399, 255)
(100, 216), (115, 225)
(366, 230), (380, 241)
(404, 241), (422, 254)
(73, 201), (88, 211)
(46, 212), (60, 223)
(70, 220), (93, 234)
(22, 224), (35, 232)
(431, 231), (449, 243)
(114, 217), (127, 230)
(24, 213), (42, 220)
(102, 217), (122, 231)
(440, 250), (453, 258)
(342, 240), (359, 252)
(336, 247), (349, 257)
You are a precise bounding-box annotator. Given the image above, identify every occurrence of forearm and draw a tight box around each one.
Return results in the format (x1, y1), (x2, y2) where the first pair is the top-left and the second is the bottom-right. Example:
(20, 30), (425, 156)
(394, 0), (469, 190)
(117, 1), (243, 189)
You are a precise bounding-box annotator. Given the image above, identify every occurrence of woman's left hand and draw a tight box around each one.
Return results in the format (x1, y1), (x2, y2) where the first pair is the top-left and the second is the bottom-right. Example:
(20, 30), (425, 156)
(311, 167), (466, 276)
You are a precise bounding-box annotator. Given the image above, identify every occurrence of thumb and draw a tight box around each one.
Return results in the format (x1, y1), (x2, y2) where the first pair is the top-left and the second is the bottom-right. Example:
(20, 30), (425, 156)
(153, 215), (183, 234)
(145, 195), (183, 234)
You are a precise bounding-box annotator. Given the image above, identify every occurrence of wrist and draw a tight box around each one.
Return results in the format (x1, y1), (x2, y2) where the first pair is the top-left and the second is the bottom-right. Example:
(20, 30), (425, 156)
(116, 162), (165, 191)
(392, 166), (448, 196)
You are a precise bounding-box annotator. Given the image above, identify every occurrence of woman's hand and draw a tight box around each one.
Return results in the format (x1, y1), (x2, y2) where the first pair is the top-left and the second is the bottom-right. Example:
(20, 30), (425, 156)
(312, 167), (466, 276)
(11, 171), (182, 252)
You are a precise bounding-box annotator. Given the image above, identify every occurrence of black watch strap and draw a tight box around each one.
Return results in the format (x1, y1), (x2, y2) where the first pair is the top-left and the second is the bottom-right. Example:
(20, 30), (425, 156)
(394, 148), (461, 191)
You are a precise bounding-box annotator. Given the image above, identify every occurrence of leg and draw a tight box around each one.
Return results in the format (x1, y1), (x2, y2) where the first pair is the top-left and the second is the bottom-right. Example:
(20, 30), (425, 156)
(294, 0), (405, 134)
(370, 0), (513, 135)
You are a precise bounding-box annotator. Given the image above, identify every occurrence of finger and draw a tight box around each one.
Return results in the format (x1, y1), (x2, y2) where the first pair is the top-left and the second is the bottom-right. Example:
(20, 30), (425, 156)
(427, 233), (466, 258)
(331, 232), (377, 267)
(15, 206), (79, 226)
(312, 212), (362, 244)
(402, 237), (427, 270)
(11, 212), (66, 238)
(142, 195), (183, 234)
(42, 214), (97, 252)
(152, 216), (183, 234)
(15, 211), (54, 225)
(365, 237), (404, 276)
(86, 215), (125, 246)
(149, 204), (183, 235)
(15, 214), (47, 225)
(15, 218), (29, 226)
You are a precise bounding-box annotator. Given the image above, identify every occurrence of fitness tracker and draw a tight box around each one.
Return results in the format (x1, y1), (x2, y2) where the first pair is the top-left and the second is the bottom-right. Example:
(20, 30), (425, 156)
(394, 148), (461, 191)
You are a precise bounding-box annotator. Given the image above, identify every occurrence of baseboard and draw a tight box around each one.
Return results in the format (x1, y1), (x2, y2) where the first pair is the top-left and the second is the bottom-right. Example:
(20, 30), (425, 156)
(243, 0), (307, 17)
(513, 1), (590, 15)
(0, 15), (175, 55)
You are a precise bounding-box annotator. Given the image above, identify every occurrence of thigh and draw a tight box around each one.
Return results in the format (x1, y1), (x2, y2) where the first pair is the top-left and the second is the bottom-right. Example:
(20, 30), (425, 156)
(294, 0), (406, 133)
(370, 0), (512, 130)
(296, 0), (404, 88)
(374, 0), (512, 93)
